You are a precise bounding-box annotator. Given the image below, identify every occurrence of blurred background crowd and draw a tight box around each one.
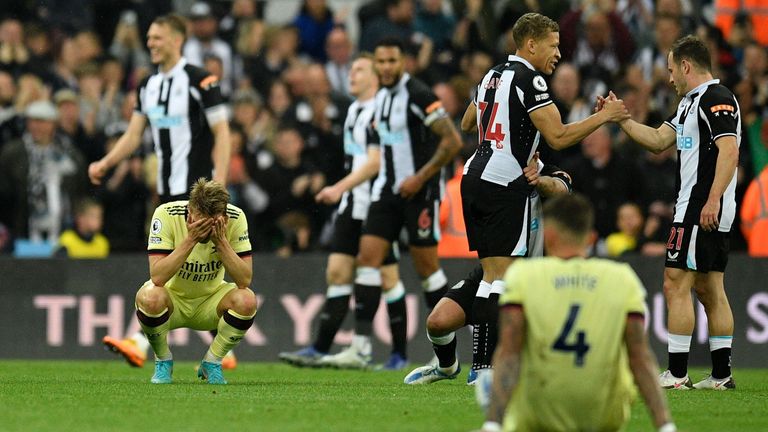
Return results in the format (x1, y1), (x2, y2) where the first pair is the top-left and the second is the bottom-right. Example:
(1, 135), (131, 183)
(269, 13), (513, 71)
(0, 0), (766, 258)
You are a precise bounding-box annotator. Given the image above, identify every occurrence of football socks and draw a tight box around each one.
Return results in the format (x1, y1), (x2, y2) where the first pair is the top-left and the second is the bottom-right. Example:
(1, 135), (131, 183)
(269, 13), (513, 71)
(210, 309), (255, 359)
(137, 307), (171, 360)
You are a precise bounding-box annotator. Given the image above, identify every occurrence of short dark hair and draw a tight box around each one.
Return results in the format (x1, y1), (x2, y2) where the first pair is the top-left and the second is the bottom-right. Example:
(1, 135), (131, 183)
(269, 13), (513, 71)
(512, 13), (559, 48)
(543, 194), (594, 239)
(671, 35), (711, 72)
(374, 37), (405, 54)
(153, 14), (188, 41)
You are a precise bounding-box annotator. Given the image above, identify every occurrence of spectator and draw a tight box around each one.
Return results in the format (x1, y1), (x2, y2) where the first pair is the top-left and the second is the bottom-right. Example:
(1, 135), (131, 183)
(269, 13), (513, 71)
(627, 13), (681, 106)
(0, 18), (29, 76)
(56, 197), (109, 258)
(359, 0), (416, 53)
(267, 79), (293, 119)
(324, 27), (353, 96)
(414, 0), (456, 53)
(292, 0), (336, 63)
(97, 56), (126, 130)
(233, 18), (266, 90)
(108, 10), (151, 85)
(606, 201), (645, 257)
(51, 35), (81, 92)
(184, 1), (235, 96)
(231, 88), (274, 156)
(561, 125), (646, 245)
(54, 88), (103, 166)
(549, 62), (591, 165)
(96, 123), (149, 252)
(741, 164), (768, 256)
(0, 73), (47, 144)
(0, 70), (15, 130)
(74, 30), (103, 65)
(219, 0), (265, 46)
(246, 25), (298, 99)
(559, 2), (636, 101)
(735, 42), (768, 176)
(0, 100), (86, 244)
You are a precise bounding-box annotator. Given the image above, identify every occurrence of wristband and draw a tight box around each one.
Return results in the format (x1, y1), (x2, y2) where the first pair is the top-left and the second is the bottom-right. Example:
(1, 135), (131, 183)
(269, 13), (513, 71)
(482, 421), (501, 431)
(658, 422), (677, 432)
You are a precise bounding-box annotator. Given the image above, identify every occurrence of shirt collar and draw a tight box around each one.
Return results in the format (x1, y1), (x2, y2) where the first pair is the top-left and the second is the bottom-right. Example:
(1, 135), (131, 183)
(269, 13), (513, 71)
(685, 78), (719, 99)
(508, 55), (535, 71)
(388, 72), (410, 92)
(160, 57), (188, 79)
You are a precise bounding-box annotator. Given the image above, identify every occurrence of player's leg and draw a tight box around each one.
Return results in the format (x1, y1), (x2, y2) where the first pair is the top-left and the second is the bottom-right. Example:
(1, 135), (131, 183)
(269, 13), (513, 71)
(198, 285), (258, 384)
(406, 197), (449, 311)
(381, 257), (408, 370)
(134, 280), (175, 383)
(659, 267), (696, 389)
(320, 234), (390, 368)
(692, 270), (735, 389)
(102, 331), (150, 368)
(404, 270), (477, 385)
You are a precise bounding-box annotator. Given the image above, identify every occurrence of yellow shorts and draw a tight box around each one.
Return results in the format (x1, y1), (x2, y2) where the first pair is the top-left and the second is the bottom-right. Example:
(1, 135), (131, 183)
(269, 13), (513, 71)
(137, 280), (237, 331)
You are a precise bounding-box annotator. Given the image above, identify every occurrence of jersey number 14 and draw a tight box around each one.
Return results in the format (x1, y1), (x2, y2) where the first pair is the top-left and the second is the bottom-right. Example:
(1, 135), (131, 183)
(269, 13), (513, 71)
(552, 304), (591, 366)
(478, 101), (506, 148)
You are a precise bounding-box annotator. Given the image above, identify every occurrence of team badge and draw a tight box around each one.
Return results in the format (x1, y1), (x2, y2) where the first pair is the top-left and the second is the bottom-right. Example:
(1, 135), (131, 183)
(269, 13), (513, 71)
(533, 76), (547, 92)
(151, 218), (162, 234)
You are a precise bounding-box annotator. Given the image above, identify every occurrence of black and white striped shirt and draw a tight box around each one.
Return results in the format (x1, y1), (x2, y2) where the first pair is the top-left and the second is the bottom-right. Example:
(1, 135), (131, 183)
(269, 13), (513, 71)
(371, 73), (447, 201)
(338, 97), (378, 220)
(136, 57), (228, 198)
(663, 79), (740, 231)
(464, 55), (552, 188)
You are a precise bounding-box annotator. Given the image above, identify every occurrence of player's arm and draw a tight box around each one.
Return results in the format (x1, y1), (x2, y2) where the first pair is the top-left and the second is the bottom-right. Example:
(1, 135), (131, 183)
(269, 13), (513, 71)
(401, 117), (462, 198)
(700, 135), (739, 231)
(617, 119), (677, 154)
(625, 314), (675, 430)
(486, 304), (525, 428)
(461, 101), (477, 133)
(211, 216), (252, 287)
(316, 146), (381, 205)
(148, 216), (214, 286)
(529, 99), (629, 150)
(210, 120), (231, 186)
(89, 112), (146, 185)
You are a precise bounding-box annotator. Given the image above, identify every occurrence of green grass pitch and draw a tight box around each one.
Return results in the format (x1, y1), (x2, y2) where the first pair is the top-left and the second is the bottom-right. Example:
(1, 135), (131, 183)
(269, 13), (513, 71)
(1, 361), (766, 431)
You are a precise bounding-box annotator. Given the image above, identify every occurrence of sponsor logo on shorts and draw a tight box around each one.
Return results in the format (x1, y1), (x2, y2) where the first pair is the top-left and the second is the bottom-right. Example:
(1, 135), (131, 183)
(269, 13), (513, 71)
(417, 208), (432, 239)
(667, 251), (679, 261)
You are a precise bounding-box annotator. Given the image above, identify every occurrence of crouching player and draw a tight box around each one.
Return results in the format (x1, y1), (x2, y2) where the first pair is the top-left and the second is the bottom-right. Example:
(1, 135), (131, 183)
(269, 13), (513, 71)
(137, 179), (256, 384)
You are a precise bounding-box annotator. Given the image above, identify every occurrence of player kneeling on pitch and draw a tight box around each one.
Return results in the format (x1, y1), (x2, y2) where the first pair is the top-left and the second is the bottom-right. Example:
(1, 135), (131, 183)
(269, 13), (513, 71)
(137, 179), (256, 384)
(478, 194), (675, 432)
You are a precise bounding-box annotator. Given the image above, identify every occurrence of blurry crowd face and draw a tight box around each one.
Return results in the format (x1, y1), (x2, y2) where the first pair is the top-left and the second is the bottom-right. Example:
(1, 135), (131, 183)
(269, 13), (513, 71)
(584, 12), (611, 50)
(305, 0), (328, 19)
(27, 118), (56, 145)
(617, 203), (644, 237)
(655, 17), (681, 51)
(531, 32), (561, 75)
(326, 29), (351, 65)
(273, 129), (304, 167)
(305, 64), (330, 98)
(147, 23), (182, 68)
(374, 46), (405, 88)
(348, 57), (377, 99)
(77, 204), (104, 236)
(0, 71), (15, 104)
(432, 83), (459, 118)
(581, 126), (611, 160)
(389, 0), (414, 24)
(551, 63), (580, 104)
(422, 0), (443, 14)
(744, 44), (768, 79)
(0, 19), (23, 44)
(192, 16), (218, 41)
(269, 81), (292, 116)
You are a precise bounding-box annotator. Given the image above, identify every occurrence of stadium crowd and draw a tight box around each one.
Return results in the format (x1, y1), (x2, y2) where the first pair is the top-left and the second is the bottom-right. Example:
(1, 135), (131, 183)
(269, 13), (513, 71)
(0, 0), (765, 257)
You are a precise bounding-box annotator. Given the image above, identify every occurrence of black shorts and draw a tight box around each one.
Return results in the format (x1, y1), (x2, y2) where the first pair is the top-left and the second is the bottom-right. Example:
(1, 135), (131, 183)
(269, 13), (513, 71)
(330, 211), (399, 265)
(664, 223), (730, 272)
(363, 193), (440, 247)
(461, 175), (531, 259)
(443, 265), (484, 321)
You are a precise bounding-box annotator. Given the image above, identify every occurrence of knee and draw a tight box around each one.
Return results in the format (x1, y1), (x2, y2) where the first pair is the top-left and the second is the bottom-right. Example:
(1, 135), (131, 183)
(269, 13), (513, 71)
(231, 289), (258, 316)
(426, 308), (454, 336)
(326, 265), (351, 286)
(662, 271), (688, 300)
(136, 285), (168, 314)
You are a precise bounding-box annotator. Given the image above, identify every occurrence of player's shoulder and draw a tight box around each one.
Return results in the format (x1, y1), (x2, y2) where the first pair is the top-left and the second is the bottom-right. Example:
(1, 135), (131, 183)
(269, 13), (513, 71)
(155, 201), (188, 218)
(184, 63), (220, 90)
(404, 75), (435, 98)
(699, 82), (737, 106)
(225, 203), (246, 220)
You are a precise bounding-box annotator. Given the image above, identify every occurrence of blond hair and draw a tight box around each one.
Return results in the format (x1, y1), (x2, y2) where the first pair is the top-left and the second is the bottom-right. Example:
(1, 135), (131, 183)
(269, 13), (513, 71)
(189, 178), (230, 217)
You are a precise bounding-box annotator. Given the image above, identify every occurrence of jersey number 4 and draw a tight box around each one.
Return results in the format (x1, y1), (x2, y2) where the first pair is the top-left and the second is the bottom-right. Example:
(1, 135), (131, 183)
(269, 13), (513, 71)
(478, 101), (506, 148)
(552, 304), (590, 367)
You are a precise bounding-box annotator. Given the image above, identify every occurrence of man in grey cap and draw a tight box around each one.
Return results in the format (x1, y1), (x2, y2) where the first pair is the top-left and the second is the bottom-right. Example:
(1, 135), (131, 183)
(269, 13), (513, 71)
(184, 2), (234, 96)
(0, 100), (87, 244)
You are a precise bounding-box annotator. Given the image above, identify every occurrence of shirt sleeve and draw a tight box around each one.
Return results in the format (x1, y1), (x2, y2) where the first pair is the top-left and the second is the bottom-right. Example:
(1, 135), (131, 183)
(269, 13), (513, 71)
(700, 90), (739, 141)
(408, 81), (448, 127)
(147, 206), (175, 254)
(366, 120), (380, 149)
(620, 264), (647, 316)
(500, 260), (527, 306)
(134, 76), (150, 115)
(226, 208), (252, 256)
(193, 73), (228, 126)
(521, 71), (553, 113)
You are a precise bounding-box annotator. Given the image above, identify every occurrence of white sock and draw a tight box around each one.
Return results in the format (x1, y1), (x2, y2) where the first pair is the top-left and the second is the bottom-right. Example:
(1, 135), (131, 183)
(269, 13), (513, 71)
(709, 336), (732, 351)
(352, 335), (371, 356)
(131, 331), (150, 354)
(204, 349), (223, 364)
(155, 352), (172, 361)
(668, 333), (692, 353)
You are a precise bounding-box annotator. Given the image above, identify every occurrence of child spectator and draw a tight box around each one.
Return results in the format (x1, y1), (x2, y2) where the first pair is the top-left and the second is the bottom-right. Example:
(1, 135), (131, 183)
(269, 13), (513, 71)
(57, 198), (109, 258)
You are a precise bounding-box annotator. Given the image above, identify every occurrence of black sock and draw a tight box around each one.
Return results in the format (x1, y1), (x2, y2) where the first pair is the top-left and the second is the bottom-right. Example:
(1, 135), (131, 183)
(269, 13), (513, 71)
(471, 293), (499, 370)
(313, 295), (350, 353)
(432, 334), (457, 368)
(711, 348), (732, 379)
(424, 284), (448, 310)
(354, 283), (381, 336)
(668, 352), (689, 378)
(387, 297), (407, 358)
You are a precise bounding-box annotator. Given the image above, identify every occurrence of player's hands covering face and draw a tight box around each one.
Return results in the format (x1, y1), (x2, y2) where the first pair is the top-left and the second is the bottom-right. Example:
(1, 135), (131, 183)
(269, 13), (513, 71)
(210, 215), (229, 246)
(187, 214), (214, 243)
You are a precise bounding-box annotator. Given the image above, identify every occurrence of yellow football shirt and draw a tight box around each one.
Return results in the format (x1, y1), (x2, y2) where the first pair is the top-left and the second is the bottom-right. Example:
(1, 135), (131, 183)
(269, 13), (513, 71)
(58, 230), (110, 258)
(500, 257), (647, 432)
(147, 201), (251, 300)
